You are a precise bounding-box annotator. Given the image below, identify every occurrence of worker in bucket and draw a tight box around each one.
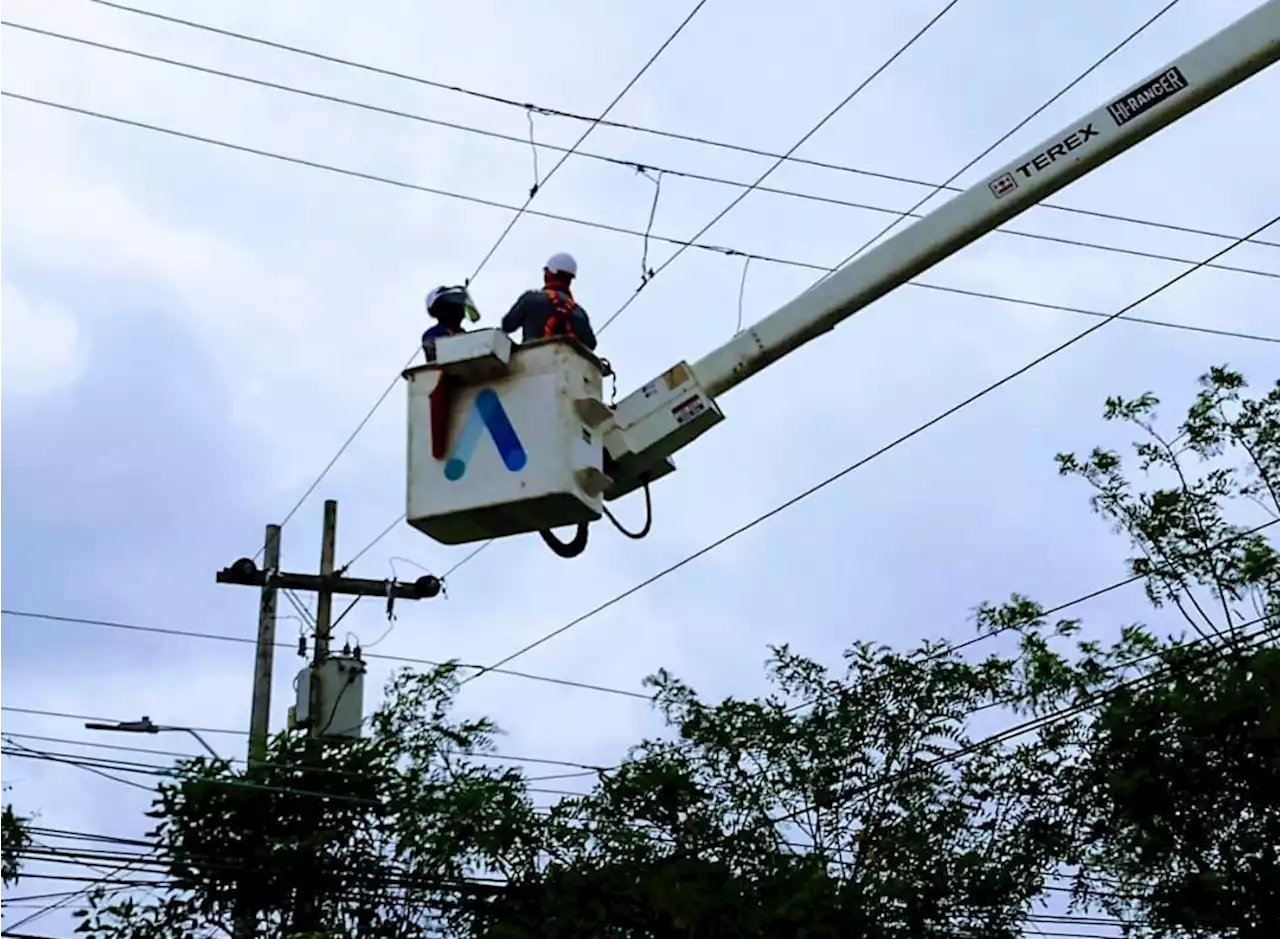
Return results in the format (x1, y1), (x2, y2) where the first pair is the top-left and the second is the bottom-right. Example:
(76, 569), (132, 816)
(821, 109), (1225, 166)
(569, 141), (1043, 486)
(501, 252), (598, 352)
(422, 284), (479, 348)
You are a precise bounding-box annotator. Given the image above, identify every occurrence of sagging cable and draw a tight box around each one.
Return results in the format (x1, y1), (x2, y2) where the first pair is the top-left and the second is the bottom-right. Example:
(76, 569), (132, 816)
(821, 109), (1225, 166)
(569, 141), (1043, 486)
(603, 482), (652, 540)
(540, 524), (589, 558)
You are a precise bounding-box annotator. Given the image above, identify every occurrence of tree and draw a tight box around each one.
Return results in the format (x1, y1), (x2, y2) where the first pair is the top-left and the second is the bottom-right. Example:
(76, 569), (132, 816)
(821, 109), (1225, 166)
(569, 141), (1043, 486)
(991, 366), (1279, 939)
(470, 636), (1076, 939)
(3, 797), (34, 886)
(75, 664), (540, 938)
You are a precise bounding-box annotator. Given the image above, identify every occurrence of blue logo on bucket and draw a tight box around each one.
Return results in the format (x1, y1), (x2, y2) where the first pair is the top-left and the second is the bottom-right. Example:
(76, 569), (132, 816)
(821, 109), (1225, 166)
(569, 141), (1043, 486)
(444, 389), (527, 481)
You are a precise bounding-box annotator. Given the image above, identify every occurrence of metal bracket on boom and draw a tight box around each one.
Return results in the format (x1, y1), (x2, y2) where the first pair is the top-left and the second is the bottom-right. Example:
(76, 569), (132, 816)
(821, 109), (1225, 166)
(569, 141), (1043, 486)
(601, 361), (723, 501)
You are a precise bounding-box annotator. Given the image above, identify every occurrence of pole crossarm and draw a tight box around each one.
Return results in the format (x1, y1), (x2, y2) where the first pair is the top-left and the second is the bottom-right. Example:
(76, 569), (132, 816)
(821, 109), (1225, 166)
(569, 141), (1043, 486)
(216, 558), (442, 601)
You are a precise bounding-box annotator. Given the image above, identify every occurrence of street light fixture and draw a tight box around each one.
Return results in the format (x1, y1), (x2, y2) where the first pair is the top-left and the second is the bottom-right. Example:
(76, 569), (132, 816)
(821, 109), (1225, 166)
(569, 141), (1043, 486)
(84, 716), (222, 760)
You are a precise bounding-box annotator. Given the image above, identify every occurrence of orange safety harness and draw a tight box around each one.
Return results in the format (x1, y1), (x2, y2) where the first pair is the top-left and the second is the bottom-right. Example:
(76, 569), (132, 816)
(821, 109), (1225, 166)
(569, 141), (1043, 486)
(541, 287), (579, 340)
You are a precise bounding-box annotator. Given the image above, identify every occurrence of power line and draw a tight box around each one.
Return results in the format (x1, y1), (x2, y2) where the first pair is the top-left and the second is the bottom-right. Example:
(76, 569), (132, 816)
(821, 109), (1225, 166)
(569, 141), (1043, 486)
(0, 89), (648, 240)
(0, 706), (609, 772)
(82, 0), (1280, 250)
(354, 505), (1280, 702)
(597, 0), (969, 332)
(2, 731), (599, 786)
(815, 0), (1183, 277)
(0, 824), (162, 933)
(9, 513), (1273, 790)
(0, 733), (605, 797)
(463, 0), (710, 282)
(12, 7), (1280, 716)
(2, 740), (393, 807)
(12, 23), (1269, 287)
(6, 92), (1275, 316)
(459, 213), (1278, 680)
(9, 616), (1272, 928)
(0, 743), (594, 803)
(2, 740), (156, 793)
(12, 824), (1150, 924)
(0, 607), (650, 701)
(322, 3), (1279, 575)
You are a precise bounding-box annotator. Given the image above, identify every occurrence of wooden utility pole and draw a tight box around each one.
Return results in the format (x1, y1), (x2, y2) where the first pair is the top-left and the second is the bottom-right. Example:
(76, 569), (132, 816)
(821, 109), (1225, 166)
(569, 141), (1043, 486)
(309, 500), (338, 744)
(217, 499), (442, 935)
(248, 523), (281, 767)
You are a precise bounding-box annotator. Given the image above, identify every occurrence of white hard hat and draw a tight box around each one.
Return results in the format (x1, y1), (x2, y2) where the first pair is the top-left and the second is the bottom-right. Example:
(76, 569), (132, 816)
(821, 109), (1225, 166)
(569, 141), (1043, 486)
(545, 252), (578, 277)
(425, 285), (480, 322)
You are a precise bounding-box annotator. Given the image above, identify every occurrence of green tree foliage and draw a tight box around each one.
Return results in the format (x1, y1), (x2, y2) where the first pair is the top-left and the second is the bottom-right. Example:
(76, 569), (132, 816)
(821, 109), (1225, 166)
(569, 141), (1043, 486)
(1012, 366), (1279, 939)
(75, 664), (533, 938)
(472, 637), (1075, 939)
(3, 798), (34, 886)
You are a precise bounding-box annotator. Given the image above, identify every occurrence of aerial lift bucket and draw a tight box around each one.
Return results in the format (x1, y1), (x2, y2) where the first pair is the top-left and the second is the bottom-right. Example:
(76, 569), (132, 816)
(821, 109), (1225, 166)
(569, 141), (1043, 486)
(404, 329), (614, 545)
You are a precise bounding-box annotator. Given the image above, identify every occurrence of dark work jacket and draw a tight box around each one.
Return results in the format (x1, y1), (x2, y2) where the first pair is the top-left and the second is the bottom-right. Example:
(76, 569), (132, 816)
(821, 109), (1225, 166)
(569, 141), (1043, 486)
(501, 288), (598, 351)
(422, 322), (464, 343)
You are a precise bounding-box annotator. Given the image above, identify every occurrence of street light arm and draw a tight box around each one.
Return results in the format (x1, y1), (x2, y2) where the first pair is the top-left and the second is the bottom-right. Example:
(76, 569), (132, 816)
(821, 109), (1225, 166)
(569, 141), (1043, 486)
(84, 717), (221, 760)
(158, 726), (221, 761)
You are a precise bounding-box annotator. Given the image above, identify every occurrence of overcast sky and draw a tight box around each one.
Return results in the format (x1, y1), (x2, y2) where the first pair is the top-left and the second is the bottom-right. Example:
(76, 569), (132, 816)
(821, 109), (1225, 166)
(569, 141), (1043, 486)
(3, 0), (1278, 930)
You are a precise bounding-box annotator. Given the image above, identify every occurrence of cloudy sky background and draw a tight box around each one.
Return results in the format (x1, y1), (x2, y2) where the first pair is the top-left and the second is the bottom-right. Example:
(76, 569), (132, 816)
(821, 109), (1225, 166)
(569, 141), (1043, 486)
(3, 0), (1278, 929)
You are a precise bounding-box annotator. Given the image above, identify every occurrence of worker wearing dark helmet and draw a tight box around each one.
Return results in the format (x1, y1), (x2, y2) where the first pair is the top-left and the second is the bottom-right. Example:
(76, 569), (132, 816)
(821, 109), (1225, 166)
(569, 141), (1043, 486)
(422, 285), (479, 349)
(500, 252), (598, 352)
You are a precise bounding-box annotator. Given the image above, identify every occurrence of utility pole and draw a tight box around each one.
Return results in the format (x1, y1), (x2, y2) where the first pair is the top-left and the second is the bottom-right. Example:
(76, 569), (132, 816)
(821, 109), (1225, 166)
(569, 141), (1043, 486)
(217, 499), (442, 935)
(296, 500), (337, 934)
(309, 500), (337, 748)
(234, 523), (281, 939)
(248, 523), (281, 767)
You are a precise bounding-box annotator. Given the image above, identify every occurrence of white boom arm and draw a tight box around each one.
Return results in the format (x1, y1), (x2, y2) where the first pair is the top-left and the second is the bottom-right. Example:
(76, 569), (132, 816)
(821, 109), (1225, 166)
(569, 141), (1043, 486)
(601, 0), (1280, 500)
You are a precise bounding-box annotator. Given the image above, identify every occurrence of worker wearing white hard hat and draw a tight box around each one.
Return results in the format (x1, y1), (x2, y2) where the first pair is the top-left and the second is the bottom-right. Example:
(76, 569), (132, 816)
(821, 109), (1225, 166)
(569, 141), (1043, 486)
(545, 252), (578, 278)
(500, 252), (598, 351)
(422, 284), (479, 349)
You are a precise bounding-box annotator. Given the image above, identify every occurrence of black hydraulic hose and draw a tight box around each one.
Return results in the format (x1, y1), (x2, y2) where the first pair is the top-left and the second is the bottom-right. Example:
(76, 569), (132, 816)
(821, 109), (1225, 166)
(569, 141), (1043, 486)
(540, 524), (589, 558)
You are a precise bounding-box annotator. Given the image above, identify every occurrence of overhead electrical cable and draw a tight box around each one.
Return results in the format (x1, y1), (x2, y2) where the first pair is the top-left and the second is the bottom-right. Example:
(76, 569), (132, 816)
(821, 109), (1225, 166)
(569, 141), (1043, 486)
(80, 0), (1280, 250)
(6, 515), (1272, 737)
(329, 0), (1279, 574)
(814, 0), (1185, 276)
(6, 94), (1274, 314)
(596, 0), (969, 333)
(0, 743), (594, 802)
(9, 24), (1269, 286)
(0, 606), (648, 701)
(709, 616), (1280, 853)
(3, 731), (601, 787)
(462, 0), (710, 281)
(0, 732), (587, 789)
(0, 706), (609, 772)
